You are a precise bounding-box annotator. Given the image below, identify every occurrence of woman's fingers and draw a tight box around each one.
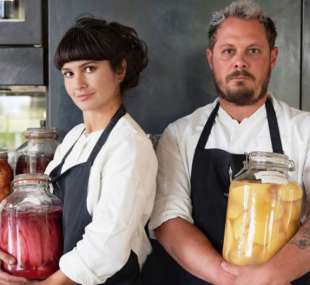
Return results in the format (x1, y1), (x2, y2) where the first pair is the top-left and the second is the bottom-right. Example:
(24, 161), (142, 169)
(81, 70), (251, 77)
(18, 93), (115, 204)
(0, 271), (27, 284)
(0, 251), (15, 265)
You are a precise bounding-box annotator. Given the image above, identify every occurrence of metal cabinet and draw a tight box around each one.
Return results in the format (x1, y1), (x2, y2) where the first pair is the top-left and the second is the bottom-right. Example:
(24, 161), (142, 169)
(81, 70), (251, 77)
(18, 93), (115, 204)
(0, 0), (42, 45)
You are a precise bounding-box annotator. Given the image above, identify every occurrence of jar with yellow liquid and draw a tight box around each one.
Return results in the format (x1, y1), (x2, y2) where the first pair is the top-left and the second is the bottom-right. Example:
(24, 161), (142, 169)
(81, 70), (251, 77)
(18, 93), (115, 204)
(223, 151), (303, 265)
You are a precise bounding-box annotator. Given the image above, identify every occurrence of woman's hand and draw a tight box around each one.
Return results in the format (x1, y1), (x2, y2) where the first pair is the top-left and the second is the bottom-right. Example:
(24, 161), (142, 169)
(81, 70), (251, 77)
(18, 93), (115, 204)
(0, 249), (28, 285)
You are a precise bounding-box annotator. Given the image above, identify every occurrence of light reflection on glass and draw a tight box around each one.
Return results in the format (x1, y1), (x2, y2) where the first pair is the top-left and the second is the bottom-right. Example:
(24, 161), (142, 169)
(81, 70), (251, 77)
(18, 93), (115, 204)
(0, 94), (46, 149)
(0, 0), (24, 21)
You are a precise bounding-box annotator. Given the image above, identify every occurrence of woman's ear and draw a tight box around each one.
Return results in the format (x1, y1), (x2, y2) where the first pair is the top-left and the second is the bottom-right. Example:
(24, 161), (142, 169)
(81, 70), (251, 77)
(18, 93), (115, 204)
(116, 59), (127, 82)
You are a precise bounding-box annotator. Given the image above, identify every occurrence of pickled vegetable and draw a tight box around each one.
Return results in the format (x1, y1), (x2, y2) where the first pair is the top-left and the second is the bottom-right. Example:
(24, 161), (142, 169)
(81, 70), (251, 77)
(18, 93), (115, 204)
(0, 207), (63, 280)
(223, 180), (302, 265)
(0, 159), (13, 201)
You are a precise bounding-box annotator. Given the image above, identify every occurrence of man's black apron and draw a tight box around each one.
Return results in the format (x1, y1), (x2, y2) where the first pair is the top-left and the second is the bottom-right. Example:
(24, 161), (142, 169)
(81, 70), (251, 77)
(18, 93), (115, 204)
(141, 97), (309, 284)
(50, 106), (141, 285)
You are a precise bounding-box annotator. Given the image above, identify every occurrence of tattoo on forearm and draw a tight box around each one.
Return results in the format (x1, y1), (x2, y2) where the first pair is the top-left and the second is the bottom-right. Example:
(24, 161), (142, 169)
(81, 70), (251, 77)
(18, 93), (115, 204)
(289, 220), (310, 249)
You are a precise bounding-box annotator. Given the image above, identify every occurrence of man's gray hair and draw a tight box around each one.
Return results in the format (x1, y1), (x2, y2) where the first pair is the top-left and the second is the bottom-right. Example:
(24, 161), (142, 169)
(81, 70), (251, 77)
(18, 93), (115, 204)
(208, 0), (277, 49)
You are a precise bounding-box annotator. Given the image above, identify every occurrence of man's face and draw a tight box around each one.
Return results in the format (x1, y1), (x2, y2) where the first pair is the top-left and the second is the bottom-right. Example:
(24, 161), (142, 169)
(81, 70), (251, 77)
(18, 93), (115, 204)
(207, 17), (278, 106)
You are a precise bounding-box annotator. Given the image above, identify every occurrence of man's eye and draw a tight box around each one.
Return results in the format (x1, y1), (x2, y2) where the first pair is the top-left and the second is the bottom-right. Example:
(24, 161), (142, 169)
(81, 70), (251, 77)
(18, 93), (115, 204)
(248, 48), (260, 54)
(222, 49), (235, 55)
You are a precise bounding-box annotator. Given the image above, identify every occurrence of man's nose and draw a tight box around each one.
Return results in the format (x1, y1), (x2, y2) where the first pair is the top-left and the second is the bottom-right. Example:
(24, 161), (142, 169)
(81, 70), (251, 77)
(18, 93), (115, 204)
(233, 53), (248, 69)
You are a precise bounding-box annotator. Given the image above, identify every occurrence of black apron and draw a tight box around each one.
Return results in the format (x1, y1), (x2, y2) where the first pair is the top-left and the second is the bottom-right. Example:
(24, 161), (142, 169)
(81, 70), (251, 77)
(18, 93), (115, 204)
(141, 97), (310, 285)
(50, 106), (141, 285)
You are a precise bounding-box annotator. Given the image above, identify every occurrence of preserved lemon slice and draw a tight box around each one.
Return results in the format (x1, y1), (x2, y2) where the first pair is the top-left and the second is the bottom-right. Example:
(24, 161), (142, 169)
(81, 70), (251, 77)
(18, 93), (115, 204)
(223, 219), (234, 259)
(229, 182), (251, 210)
(284, 222), (299, 240)
(254, 219), (269, 245)
(266, 231), (287, 257)
(233, 212), (249, 240)
(227, 200), (243, 219)
(282, 200), (302, 224)
(229, 243), (264, 265)
(278, 182), (303, 202)
(271, 201), (284, 220)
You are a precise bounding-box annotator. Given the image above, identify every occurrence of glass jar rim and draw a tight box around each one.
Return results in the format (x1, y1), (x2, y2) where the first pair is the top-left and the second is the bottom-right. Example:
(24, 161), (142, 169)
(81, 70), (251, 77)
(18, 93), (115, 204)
(247, 151), (294, 170)
(13, 173), (49, 187)
(0, 148), (8, 160)
(24, 128), (57, 139)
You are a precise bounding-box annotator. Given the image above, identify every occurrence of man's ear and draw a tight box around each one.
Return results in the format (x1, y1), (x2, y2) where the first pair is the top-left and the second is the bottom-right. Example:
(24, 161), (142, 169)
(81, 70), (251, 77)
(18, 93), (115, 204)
(206, 48), (213, 71)
(270, 47), (278, 70)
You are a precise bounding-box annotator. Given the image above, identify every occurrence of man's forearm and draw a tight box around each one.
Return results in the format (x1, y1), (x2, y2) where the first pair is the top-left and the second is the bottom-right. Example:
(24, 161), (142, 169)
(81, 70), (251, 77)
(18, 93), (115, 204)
(155, 217), (235, 284)
(265, 218), (310, 282)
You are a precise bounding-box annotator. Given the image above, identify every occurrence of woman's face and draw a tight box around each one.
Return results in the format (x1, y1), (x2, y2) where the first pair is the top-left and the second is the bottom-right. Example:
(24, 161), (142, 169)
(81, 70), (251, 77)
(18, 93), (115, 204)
(61, 60), (124, 113)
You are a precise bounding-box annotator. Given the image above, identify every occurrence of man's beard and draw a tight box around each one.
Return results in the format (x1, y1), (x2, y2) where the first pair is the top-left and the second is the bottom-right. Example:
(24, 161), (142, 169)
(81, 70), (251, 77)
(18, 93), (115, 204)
(213, 69), (271, 106)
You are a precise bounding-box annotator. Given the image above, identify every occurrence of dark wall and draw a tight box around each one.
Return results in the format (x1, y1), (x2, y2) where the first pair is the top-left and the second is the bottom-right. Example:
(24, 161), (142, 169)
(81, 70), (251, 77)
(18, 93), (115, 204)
(48, 0), (301, 138)
(302, 0), (310, 110)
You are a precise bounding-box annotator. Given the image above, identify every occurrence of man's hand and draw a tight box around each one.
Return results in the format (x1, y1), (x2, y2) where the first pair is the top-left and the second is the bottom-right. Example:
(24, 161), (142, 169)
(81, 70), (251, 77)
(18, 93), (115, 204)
(221, 261), (292, 285)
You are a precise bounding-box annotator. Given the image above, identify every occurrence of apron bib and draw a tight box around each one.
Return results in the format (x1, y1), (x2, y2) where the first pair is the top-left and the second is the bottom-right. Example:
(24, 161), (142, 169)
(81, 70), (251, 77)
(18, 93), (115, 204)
(50, 106), (141, 285)
(142, 97), (309, 284)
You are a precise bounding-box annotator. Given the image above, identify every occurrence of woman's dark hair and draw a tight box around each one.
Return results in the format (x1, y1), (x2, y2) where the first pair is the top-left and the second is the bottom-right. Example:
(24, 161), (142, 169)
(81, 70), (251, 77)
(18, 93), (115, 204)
(54, 17), (148, 93)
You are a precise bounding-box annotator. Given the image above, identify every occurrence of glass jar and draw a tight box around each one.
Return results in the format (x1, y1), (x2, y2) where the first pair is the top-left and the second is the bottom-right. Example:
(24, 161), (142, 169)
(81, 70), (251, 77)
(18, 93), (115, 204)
(0, 174), (63, 280)
(15, 128), (58, 175)
(0, 149), (13, 201)
(223, 151), (303, 265)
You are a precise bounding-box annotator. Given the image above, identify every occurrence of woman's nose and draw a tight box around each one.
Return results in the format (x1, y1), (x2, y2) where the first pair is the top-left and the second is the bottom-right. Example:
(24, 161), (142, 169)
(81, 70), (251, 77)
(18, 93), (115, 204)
(74, 73), (87, 90)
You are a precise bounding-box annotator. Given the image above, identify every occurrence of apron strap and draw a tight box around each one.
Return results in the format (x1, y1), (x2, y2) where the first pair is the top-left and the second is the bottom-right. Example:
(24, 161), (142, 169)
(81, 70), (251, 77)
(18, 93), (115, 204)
(194, 97), (283, 154)
(50, 105), (126, 180)
(265, 97), (284, 154)
(195, 102), (220, 152)
(87, 105), (126, 164)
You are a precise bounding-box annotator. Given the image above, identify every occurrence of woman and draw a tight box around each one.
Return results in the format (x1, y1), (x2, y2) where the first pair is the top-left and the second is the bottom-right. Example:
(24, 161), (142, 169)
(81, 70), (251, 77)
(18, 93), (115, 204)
(0, 17), (157, 285)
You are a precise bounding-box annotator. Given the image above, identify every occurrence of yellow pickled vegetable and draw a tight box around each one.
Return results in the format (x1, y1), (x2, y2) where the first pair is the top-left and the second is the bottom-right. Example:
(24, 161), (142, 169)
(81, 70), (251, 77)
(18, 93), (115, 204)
(233, 212), (249, 240)
(223, 180), (303, 266)
(223, 220), (234, 259)
(278, 182), (303, 201)
(266, 231), (287, 257)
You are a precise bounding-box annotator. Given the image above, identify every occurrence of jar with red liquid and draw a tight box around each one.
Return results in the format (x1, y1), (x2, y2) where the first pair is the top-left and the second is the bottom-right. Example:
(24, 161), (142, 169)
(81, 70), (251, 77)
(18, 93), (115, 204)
(0, 149), (13, 201)
(15, 128), (58, 175)
(0, 174), (63, 280)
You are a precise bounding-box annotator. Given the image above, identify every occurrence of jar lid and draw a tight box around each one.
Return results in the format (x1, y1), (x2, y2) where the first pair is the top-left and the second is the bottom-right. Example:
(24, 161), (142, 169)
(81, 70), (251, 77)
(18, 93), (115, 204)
(24, 128), (57, 139)
(247, 151), (295, 171)
(0, 149), (8, 160)
(13, 173), (49, 187)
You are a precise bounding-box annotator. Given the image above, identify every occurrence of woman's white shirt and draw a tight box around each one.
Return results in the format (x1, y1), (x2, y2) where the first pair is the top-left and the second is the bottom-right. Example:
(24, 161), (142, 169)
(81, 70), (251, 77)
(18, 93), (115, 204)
(45, 113), (158, 285)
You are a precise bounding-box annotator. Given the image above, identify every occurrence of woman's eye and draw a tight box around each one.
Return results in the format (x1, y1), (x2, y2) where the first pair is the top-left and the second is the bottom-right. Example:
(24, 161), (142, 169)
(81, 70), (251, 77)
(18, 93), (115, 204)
(62, 71), (73, 78)
(84, 66), (96, 73)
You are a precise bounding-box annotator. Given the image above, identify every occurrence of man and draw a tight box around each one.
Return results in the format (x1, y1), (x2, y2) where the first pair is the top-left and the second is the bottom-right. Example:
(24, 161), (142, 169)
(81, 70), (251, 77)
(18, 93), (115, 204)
(144, 0), (310, 284)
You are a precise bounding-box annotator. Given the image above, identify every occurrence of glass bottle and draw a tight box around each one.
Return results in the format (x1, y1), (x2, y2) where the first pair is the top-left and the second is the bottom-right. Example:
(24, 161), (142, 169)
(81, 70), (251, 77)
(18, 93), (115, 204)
(0, 174), (63, 280)
(223, 151), (303, 265)
(15, 128), (58, 175)
(0, 149), (13, 201)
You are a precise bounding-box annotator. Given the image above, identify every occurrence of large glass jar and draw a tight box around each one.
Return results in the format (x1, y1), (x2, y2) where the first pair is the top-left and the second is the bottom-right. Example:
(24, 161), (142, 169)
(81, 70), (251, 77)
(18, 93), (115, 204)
(223, 151), (303, 265)
(15, 128), (58, 175)
(0, 149), (13, 201)
(0, 174), (63, 280)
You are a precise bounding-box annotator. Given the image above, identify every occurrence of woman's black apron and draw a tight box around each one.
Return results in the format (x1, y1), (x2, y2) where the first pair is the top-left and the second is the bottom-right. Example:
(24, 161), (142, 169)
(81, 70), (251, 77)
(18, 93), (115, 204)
(50, 106), (141, 285)
(141, 97), (309, 284)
